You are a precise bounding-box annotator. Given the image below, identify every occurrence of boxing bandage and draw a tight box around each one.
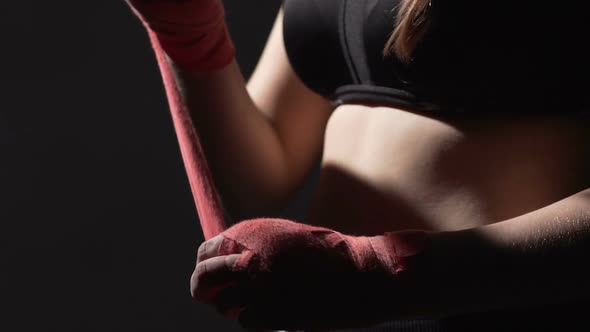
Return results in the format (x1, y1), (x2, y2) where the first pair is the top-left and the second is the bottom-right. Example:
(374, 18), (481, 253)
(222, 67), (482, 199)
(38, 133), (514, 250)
(151, 38), (429, 330)
(128, 2), (430, 329)
(220, 218), (427, 275)
(218, 219), (429, 330)
(128, 0), (235, 71)
(147, 11), (228, 240)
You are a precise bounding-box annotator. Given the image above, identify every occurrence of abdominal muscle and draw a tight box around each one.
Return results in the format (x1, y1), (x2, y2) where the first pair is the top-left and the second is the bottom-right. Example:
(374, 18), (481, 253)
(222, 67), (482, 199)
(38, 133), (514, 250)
(306, 104), (590, 236)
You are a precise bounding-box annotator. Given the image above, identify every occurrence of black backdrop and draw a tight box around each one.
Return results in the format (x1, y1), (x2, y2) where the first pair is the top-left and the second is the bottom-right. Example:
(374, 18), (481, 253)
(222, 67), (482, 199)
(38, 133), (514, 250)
(0, 1), (308, 331)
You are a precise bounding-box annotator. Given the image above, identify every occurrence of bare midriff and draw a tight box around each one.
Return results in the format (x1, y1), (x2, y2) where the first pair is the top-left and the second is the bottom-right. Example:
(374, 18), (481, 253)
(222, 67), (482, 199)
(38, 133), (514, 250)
(306, 103), (590, 236)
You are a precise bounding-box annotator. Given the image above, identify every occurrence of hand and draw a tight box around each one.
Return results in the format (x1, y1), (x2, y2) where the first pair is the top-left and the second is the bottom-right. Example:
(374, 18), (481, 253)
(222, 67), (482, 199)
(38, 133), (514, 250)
(190, 219), (416, 331)
(191, 234), (245, 320)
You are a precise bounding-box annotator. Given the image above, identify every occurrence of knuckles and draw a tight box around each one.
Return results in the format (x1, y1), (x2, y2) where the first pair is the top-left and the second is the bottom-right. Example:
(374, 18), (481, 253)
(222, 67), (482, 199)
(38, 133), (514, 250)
(196, 240), (208, 264)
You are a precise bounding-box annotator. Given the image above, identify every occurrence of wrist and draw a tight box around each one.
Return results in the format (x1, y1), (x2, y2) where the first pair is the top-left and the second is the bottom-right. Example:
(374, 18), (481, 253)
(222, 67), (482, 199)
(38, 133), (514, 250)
(372, 230), (431, 274)
(379, 230), (443, 318)
(149, 22), (235, 73)
(343, 230), (442, 319)
(134, 0), (236, 73)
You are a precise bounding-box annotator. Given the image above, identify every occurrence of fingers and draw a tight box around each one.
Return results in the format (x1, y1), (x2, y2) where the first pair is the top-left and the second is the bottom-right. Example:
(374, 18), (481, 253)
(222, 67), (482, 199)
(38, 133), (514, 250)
(191, 254), (243, 303)
(196, 234), (225, 264)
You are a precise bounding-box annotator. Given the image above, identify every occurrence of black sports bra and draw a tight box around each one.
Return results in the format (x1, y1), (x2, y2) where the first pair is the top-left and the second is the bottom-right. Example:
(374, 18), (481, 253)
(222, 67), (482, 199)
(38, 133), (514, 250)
(282, 0), (590, 113)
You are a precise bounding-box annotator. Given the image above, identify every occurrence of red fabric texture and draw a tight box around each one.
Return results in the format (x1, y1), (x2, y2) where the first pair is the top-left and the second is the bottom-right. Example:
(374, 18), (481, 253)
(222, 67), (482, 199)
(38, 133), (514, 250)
(133, 2), (430, 329)
(216, 219), (428, 330)
(128, 0), (235, 71)
(219, 218), (427, 276)
(149, 32), (227, 239)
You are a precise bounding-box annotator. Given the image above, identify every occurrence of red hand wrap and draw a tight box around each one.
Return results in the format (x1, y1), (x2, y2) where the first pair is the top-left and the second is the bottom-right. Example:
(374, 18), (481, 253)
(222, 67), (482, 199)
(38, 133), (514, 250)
(134, 2), (429, 328)
(218, 219), (429, 330)
(129, 0), (235, 71)
(150, 24), (227, 239)
(219, 218), (427, 276)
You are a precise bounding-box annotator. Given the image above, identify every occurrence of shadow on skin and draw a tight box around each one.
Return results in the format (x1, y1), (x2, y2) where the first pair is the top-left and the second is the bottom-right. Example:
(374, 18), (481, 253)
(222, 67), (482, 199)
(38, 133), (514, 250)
(305, 163), (434, 236)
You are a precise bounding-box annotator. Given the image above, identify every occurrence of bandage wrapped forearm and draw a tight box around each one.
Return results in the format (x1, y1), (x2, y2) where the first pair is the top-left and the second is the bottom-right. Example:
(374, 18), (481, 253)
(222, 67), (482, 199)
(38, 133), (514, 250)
(217, 219), (430, 330)
(127, 0), (235, 71)
(141, 3), (229, 239)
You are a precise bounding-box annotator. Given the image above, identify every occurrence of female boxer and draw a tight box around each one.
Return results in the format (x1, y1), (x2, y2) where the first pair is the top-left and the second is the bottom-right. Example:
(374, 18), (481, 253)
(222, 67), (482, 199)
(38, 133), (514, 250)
(124, 0), (590, 330)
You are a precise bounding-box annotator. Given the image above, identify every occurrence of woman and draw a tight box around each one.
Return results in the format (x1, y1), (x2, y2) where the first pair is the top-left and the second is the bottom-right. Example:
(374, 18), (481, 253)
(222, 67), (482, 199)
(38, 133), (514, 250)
(124, 0), (590, 330)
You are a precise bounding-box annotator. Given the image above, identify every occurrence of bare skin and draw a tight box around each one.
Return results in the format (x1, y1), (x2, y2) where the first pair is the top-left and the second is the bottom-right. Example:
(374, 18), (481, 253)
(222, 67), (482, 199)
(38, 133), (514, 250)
(130, 2), (590, 326)
(244, 8), (590, 236)
(191, 104), (590, 324)
(309, 105), (590, 235)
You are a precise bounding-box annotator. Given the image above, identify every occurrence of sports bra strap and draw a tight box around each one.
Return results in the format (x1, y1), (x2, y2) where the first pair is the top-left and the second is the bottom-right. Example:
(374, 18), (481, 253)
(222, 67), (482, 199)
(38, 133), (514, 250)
(340, 0), (372, 85)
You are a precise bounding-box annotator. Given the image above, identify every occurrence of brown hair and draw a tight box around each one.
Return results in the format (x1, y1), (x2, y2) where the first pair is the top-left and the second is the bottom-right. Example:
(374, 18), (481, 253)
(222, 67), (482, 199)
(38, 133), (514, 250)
(383, 0), (433, 63)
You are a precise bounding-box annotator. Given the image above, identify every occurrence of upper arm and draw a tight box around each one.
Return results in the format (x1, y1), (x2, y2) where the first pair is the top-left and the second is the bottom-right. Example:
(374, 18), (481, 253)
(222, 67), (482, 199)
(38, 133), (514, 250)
(246, 7), (335, 192)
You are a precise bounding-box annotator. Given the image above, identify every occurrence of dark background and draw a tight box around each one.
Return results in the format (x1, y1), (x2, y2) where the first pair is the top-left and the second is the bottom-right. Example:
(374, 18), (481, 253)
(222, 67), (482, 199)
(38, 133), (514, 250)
(0, 1), (303, 331)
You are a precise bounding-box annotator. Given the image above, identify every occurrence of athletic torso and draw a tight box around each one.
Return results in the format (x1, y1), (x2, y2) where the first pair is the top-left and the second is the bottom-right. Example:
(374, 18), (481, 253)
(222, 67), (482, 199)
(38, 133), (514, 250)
(280, 0), (590, 234)
(277, 0), (590, 328)
(308, 105), (590, 235)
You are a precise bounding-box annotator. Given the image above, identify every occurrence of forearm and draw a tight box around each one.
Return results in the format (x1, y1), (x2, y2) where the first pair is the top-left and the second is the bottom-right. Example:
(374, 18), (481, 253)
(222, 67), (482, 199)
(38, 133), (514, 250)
(128, 0), (295, 221)
(411, 188), (590, 317)
(190, 187), (589, 329)
(166, 59), (292, 219)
